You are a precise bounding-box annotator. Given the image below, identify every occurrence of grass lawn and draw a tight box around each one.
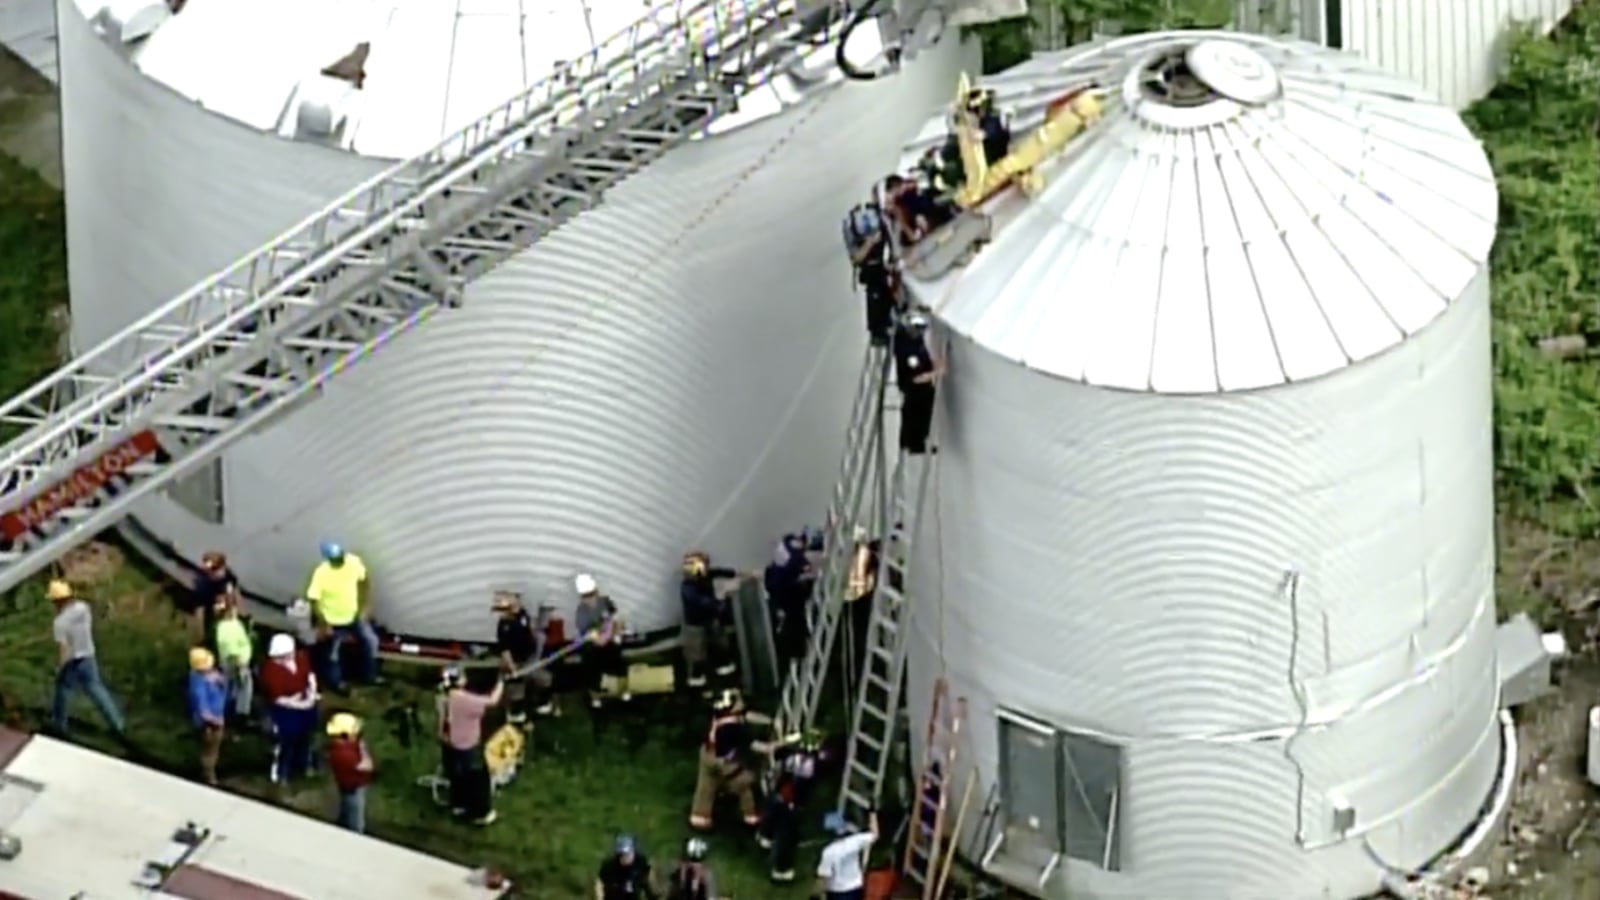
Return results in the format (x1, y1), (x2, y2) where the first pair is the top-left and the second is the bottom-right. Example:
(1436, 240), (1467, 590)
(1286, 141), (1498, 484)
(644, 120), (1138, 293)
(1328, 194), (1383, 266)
(0, 152), (831, 897)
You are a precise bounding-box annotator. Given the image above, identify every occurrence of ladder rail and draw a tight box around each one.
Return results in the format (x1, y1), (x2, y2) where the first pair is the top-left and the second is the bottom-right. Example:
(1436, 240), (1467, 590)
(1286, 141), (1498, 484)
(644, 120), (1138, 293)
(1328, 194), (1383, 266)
(775, 345), (890, 734)
(0, 0), (839, 499)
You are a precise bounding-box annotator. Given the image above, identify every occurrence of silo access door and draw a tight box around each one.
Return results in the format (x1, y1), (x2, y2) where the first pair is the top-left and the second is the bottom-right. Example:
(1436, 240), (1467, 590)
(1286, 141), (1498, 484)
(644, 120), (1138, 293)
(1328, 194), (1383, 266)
(990, 710), (1066, 890)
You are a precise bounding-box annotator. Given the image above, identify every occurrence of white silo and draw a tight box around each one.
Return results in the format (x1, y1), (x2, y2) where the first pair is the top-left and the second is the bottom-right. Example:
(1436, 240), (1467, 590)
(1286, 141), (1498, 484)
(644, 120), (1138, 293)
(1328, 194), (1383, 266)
(55, 0), (974, 638)
(897, 32), (1506, 899)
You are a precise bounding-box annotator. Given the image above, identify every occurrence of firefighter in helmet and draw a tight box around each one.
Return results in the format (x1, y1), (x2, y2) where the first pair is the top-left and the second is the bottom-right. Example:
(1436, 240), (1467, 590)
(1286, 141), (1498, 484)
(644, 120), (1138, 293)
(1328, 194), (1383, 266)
(758, 728), (825, 883)
(680, 551), (739, 688)
(666, 837), (724, 900)
(688, 689), (776, 831)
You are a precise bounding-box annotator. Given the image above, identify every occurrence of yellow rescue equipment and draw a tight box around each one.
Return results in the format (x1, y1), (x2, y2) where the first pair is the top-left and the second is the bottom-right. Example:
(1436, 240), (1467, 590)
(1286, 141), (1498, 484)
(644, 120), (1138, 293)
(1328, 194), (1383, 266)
(950, 72), (1104, 209)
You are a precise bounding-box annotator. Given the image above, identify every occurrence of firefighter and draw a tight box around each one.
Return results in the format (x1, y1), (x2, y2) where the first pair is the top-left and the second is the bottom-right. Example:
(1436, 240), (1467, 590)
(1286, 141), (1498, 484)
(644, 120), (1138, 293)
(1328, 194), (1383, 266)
(666, 837), (723, 900)
(963, 85), (1012, 164)
(493, 591), (554, 723)
(765, 533), (816, 670)
(680, 552), (738, 688)
(758, 729), (824, 884)
(892, 311), (942, 455)
(842, 201), (897, 345)
(688, 689), (776, 831)
(574, 574), (628, 707)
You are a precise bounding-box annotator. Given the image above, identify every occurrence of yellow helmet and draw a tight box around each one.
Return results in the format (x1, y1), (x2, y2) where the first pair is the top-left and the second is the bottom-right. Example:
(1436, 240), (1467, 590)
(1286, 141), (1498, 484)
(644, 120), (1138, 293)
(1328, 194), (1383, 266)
(326, 712), (362, 738)
(46, 580), (72, 601)
(188, 647), (215, 671)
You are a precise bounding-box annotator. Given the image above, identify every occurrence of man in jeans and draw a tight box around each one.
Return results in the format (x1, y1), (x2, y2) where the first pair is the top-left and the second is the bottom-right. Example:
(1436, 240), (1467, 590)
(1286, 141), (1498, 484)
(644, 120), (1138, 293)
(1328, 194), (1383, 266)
(437, 666), (503, 825)
(305, 541), (381, 691)
(186, 647), (228, 784)
(325, 713), (375, 833)
(50, 580), (126, 738)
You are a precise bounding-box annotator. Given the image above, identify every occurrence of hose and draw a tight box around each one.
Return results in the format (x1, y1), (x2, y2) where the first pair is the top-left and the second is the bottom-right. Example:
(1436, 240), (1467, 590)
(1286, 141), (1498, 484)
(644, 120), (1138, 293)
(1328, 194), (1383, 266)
(836, 0), (890, 81)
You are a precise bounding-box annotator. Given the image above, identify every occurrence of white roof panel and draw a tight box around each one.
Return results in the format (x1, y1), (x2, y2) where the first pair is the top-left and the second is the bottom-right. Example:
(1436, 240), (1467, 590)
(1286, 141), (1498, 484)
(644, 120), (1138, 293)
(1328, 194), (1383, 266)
(900, 31), (1498, 394)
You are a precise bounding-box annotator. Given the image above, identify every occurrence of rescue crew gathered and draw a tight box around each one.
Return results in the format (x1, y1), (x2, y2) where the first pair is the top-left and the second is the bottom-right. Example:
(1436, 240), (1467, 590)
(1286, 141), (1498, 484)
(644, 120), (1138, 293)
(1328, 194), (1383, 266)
(42, 66), (1074, 900)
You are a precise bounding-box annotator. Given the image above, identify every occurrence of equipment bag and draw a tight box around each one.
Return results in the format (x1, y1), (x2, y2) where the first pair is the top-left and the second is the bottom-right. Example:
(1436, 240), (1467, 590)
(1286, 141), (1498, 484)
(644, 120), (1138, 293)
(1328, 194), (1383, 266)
(841, 203), (883, 258)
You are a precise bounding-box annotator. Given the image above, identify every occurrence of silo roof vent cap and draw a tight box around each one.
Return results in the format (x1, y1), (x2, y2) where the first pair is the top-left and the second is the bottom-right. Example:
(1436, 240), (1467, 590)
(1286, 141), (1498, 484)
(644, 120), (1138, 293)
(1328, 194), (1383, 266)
(1184, 40), (1281, 105)
(97, 0), (172, 45)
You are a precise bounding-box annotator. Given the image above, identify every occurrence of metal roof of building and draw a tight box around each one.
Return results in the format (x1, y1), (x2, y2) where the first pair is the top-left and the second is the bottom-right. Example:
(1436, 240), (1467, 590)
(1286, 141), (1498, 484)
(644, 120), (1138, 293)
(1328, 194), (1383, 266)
(76, 0), (874, 158)
(0, 728), (506, 899)
(901, 31), (1499, 394)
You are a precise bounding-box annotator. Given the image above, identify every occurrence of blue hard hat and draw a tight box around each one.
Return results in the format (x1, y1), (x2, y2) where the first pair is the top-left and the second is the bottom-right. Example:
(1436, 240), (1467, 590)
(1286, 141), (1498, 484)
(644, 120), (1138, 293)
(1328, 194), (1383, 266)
(822, 811), (848, 835)
(615, 834), (636, 855)
(320, 541), (344, 562)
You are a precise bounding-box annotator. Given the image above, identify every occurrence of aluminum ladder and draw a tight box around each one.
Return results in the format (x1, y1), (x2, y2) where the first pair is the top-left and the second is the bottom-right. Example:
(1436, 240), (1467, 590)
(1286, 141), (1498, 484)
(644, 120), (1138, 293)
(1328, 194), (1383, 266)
(902, 679), (967, 900)
(835, 435), (935, 817)
(0, 0), (852, 594)
(773, 343), (892, 738)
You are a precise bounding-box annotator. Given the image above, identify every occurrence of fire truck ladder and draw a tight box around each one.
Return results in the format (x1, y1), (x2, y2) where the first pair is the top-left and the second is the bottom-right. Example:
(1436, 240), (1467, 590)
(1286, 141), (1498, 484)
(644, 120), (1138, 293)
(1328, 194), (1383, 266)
(0, 0), (855, 594)
(773, 343), (891, 738)
(836, 439), (936, 818)
(901, 679), (967, 899)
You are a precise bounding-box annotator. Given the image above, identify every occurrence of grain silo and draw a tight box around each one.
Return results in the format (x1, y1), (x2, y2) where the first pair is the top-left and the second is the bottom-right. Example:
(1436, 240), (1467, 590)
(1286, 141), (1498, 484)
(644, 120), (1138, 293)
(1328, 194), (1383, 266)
(897, 31), (1508, 899)
(55, 0), (973, 638)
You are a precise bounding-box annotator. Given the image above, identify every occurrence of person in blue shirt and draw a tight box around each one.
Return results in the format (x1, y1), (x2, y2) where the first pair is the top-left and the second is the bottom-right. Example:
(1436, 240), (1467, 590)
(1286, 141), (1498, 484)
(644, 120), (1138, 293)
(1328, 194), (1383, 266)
(187, 647), (229, 785)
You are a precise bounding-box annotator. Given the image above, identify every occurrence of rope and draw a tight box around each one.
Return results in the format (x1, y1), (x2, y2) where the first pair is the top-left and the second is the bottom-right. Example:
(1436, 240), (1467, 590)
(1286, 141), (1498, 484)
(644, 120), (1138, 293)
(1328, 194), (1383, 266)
(216, 85), (844, 559)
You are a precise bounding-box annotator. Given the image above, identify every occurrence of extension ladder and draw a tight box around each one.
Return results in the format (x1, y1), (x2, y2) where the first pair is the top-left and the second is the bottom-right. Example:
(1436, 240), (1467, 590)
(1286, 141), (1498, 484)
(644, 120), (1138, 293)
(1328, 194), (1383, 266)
(0, 0), (851, 595)
(902, 679), (967, 899)
(773, 343), (892, 738)
(836, 442), (936, 818)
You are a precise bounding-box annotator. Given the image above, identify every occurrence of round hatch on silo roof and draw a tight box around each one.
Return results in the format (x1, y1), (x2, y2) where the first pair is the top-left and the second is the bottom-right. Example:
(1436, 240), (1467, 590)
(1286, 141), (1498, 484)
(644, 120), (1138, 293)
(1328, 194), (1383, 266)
(1185, 39), (1282, 106)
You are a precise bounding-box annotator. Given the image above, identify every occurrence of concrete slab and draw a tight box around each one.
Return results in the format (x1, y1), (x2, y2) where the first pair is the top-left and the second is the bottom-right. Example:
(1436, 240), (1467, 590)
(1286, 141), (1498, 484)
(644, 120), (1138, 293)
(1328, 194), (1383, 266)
(0, 42), (59, 188)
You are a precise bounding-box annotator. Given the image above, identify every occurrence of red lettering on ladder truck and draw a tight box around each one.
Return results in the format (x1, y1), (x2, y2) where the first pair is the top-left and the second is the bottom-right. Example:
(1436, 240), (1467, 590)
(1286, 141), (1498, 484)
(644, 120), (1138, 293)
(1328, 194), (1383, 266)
(0, 430), (162, 541)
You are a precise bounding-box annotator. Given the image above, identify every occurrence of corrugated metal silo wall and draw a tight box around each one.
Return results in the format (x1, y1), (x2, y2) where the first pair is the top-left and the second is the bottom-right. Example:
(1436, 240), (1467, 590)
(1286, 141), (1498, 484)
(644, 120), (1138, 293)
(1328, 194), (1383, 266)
(58, 0), (980, 639)
(1235, 0), (1576, 109)
(906, 271), (1502, 899)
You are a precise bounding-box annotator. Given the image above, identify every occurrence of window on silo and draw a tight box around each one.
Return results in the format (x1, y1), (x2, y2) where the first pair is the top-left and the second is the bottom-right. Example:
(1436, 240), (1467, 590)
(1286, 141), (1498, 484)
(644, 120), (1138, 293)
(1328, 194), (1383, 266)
(166, 458), (224, 524)
(1060, 730), (1123, 871)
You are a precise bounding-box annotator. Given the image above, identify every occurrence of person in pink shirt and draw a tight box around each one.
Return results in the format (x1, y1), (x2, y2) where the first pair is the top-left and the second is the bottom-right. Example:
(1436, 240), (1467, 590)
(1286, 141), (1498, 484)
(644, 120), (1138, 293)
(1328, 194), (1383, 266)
(436, 666), (503, 825)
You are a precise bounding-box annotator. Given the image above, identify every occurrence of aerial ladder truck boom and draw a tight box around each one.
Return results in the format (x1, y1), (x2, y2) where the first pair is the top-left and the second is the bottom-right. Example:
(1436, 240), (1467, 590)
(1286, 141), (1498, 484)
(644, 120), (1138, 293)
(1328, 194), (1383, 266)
(0, 0), (876, 595)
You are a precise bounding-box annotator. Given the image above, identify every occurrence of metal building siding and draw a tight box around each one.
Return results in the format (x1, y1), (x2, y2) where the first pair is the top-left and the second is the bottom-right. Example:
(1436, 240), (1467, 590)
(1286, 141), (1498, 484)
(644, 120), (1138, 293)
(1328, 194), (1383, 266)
(1334, 0), (1573, 109)
(905, 269), (1499, 898)
(56, 0), (383, 353)
(59, 0), (977, 638)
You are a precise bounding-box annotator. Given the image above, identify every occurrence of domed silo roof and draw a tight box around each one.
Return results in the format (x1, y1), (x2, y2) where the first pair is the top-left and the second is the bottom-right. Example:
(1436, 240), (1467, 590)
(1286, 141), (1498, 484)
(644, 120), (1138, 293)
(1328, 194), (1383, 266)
(901, 31), (1497, 393)
(894, 31), (1505, 900)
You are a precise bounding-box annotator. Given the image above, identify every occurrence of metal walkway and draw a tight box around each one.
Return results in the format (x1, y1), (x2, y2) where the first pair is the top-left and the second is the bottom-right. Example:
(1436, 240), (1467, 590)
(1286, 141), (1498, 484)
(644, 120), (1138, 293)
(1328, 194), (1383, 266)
(0, 0), (850, 593)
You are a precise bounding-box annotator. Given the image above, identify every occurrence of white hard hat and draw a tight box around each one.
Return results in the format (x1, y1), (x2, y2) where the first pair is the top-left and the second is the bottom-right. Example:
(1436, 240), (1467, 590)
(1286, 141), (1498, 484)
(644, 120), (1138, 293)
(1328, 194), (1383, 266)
(574, 573), (597, 595)
(268, 633), (296, 657)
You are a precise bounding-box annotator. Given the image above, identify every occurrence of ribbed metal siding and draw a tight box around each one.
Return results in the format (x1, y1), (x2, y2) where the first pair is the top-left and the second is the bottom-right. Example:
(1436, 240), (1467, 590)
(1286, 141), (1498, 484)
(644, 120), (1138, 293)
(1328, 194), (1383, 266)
(1339, 0), (1574, 109)
(905, 270), (1500, 898)
(58, 0), (977, 638)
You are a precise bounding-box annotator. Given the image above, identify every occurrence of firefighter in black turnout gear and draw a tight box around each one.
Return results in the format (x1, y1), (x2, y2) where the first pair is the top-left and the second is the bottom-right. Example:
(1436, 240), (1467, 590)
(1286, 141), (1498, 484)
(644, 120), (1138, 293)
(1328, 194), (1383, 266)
(492, 591), (553, 723)
(757, 728), (824, 883)
(893, 311), (941, 454)
(680, 551), (738, 689)
(842, 201), (899, 345)
(666, 837), (724, 900)
(596, 833), (660, 900)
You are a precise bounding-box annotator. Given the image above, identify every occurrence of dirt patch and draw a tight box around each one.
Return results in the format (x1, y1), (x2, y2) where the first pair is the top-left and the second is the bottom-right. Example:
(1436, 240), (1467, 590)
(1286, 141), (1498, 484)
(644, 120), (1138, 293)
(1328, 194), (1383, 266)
(1483, 522), (1600, 899)
(0, 44), (58, 187)
(59, 541), (124, 586)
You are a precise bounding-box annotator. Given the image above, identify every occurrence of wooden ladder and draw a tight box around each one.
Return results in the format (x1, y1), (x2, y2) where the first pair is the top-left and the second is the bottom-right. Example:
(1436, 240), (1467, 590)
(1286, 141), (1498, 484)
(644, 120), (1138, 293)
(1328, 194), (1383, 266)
(902, 678), (972, 900)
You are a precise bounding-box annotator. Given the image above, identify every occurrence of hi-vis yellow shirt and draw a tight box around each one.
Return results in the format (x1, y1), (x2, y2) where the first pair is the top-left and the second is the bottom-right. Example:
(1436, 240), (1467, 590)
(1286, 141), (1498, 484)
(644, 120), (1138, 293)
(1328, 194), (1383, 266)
(307, 554), (367, 627)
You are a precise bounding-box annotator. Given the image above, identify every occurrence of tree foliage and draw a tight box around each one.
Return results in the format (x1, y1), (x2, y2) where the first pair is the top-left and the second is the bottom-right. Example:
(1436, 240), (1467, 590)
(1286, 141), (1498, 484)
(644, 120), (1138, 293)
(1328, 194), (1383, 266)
(1466, 3), (1600, 535)
(970, 0), (1233, 72)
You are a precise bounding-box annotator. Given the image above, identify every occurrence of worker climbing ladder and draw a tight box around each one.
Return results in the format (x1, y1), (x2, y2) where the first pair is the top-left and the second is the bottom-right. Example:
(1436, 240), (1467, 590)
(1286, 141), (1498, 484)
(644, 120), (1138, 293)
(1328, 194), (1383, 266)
(773, 344), (892, 737)
(900, 679), (968, 900)
(0, 0), (856, 593)
(835, 445), (935, 818)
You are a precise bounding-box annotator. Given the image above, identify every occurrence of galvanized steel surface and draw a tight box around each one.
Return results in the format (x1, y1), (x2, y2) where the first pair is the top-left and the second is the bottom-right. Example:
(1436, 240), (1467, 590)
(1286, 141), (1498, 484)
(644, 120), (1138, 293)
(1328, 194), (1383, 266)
(900, 32), (1503, 900)
(58, 0), (977, 638)
(900, 32), (1498, 393)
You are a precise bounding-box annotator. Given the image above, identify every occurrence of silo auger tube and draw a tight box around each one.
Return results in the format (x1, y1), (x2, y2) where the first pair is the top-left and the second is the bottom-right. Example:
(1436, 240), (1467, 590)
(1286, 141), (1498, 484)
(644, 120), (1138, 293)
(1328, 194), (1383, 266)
(0, 0), (930, 597)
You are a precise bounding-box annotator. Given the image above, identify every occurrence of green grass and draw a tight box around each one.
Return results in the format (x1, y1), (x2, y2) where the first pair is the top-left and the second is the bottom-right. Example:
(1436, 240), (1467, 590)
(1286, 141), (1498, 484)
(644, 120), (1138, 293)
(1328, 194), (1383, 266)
(0, 156), (827, 896)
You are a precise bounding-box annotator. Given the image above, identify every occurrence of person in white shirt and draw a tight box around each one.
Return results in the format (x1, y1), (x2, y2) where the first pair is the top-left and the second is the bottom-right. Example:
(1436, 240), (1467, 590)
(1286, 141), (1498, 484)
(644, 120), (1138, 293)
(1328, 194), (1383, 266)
(813, 809), (879, 900)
